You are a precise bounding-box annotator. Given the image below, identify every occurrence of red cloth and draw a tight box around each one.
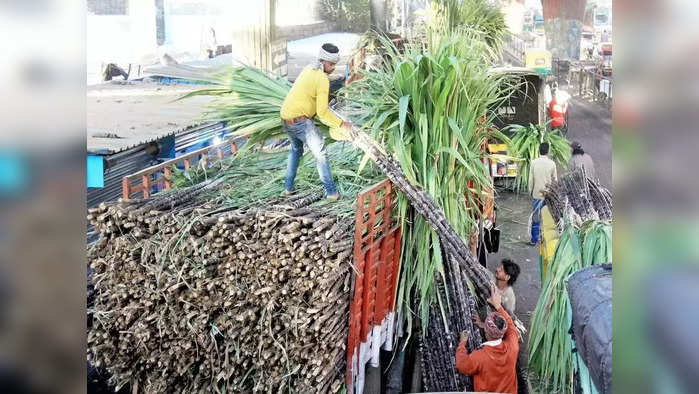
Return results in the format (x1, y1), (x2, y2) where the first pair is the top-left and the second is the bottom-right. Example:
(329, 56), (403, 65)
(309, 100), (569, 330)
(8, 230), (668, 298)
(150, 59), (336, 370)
(549, 99), (566, 128)
(484, 312), (507, 339)
(455, 306), (519, 394)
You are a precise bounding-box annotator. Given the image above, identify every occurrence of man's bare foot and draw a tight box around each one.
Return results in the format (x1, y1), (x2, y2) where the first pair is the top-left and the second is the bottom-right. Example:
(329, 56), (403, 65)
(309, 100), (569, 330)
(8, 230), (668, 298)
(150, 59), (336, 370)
(326, 193), (340, 201)
(283, 189), (293, 196)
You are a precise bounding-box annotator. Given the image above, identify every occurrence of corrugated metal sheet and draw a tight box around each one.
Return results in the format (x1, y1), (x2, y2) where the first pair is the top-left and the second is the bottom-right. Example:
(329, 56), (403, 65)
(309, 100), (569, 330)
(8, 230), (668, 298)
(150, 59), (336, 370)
(87, 121), (227, 209)
(86, 121), (227, 242)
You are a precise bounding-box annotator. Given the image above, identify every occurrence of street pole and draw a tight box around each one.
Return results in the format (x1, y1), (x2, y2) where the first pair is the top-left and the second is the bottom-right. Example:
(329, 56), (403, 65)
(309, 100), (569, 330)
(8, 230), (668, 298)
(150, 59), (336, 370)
(541, 0), (587, 60)
(370, 0), (387, 33)
(402, 0), (407, 37)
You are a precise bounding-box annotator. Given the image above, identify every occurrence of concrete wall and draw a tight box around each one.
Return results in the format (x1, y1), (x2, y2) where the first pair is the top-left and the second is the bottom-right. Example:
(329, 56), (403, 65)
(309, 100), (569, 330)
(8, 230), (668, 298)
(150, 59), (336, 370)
(275, 0), (322, 26)
(275, 21), (338, 42)
(87, 0), (128, 15)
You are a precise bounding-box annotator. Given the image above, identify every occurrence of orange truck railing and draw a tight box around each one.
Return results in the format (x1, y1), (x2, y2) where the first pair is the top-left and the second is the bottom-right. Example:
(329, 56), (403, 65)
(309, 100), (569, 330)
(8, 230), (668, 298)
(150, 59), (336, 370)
(122, 139), (238, 199)
(347, 179), (402, 394)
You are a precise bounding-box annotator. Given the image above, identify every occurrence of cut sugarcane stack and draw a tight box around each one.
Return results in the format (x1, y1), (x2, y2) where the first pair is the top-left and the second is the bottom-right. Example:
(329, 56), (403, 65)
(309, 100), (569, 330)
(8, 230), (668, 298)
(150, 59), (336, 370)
(87, 190), (355, 393)
(542, 168), (612, 225)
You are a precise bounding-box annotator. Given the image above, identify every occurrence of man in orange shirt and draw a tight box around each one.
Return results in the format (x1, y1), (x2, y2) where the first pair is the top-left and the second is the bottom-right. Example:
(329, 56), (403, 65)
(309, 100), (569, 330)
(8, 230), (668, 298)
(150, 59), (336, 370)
(456, 285), (519, 394)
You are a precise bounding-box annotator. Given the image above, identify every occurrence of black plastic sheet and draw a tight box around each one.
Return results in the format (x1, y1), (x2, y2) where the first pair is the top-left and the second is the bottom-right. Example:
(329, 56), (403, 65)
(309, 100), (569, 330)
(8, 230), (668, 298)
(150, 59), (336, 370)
(567, 264), (612, 394)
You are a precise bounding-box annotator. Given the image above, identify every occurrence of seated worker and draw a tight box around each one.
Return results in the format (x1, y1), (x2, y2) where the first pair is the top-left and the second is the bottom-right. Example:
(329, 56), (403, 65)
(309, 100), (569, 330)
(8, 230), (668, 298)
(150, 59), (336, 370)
(456, 285), (519, 394)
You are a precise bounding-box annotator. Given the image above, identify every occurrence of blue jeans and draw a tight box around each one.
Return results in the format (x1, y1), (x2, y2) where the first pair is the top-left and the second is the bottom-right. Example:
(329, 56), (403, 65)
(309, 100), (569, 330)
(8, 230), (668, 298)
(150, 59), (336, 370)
(283, 119), (337, 195)
(531, 198), (545, 243)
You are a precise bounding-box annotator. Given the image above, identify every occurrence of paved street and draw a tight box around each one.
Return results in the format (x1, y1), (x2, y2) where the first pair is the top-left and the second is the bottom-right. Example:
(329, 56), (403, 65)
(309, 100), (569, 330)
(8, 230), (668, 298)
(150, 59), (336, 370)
(566, 98), (612, 188)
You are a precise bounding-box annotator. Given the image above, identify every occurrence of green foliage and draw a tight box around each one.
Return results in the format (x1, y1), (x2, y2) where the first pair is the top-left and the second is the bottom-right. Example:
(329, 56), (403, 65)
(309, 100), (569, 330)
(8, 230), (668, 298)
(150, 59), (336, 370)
(168, 143), (385, 218)
(427, 0), (508, 52)
(318, 0), (371, 32)
(507, 123), (571, 193)
(178, 65), (334, 154)
(342, 31), (514, 332)
(528, 219), (612, 393)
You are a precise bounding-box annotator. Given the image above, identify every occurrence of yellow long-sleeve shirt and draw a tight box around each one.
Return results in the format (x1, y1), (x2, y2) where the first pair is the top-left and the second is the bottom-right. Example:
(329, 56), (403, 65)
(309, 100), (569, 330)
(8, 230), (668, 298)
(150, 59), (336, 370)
(280, 67), (342, 128)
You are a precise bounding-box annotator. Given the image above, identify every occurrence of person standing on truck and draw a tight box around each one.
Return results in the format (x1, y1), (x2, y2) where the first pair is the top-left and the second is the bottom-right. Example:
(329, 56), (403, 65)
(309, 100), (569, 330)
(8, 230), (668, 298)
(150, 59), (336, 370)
(528, 142), (557, 245)
(456, 284), (519, 394)
(280, 43), (353, 200)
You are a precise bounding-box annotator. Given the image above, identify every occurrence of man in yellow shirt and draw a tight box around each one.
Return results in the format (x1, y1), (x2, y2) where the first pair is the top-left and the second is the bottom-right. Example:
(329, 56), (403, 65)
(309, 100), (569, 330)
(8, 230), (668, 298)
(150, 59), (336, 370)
(280, 43), (352, 200)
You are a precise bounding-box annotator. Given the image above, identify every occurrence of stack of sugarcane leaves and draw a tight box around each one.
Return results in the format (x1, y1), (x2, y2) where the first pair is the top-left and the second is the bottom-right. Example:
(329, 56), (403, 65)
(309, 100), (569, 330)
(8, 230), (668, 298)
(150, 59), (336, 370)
(87, 189), (359, 393)
(542, 168), (612, 225)
(506, 123), (571, 194)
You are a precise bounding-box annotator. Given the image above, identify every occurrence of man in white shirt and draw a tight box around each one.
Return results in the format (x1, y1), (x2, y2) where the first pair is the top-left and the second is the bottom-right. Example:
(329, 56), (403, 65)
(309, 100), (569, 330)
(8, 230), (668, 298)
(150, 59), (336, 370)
(528, 143), (557, 245)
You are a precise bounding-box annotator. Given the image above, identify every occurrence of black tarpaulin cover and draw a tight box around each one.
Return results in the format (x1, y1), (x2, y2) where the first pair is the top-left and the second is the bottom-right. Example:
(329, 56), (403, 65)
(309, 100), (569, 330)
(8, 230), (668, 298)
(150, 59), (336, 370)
(567, 264), (612, 394)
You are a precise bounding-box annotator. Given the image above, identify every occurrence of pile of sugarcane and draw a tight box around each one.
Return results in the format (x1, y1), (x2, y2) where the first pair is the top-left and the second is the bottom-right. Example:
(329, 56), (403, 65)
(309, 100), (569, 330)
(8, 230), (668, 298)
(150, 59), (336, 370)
(87, 187), (357, 393)
(349, 126), (528, 392)
(418, 282), (481, 391)
(179, 7), (515, 390)
(542, 168), (612, 224)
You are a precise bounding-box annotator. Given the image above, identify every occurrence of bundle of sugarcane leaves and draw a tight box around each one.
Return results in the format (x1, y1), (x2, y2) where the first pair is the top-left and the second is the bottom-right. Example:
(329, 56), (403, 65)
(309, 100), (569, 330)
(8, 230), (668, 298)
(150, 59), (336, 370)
(542, 167), (612, 225)
(86, 145), (386, 393)
(167, 143), (384, 218)
(506, 123), (571, 193)
(178, 65), (337, 153)
(528, 218), (611, 393)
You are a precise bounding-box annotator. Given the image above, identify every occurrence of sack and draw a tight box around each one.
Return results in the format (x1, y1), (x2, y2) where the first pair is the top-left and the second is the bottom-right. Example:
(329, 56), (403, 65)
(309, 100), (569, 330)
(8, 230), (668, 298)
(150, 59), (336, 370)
(484, 227), (501, 253)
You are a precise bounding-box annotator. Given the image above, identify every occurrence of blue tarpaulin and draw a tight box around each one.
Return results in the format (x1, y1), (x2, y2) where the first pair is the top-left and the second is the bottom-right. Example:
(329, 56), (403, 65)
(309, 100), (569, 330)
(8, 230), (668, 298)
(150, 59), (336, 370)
(0, 152), (28, 195)
(87, 155), (104, 188)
